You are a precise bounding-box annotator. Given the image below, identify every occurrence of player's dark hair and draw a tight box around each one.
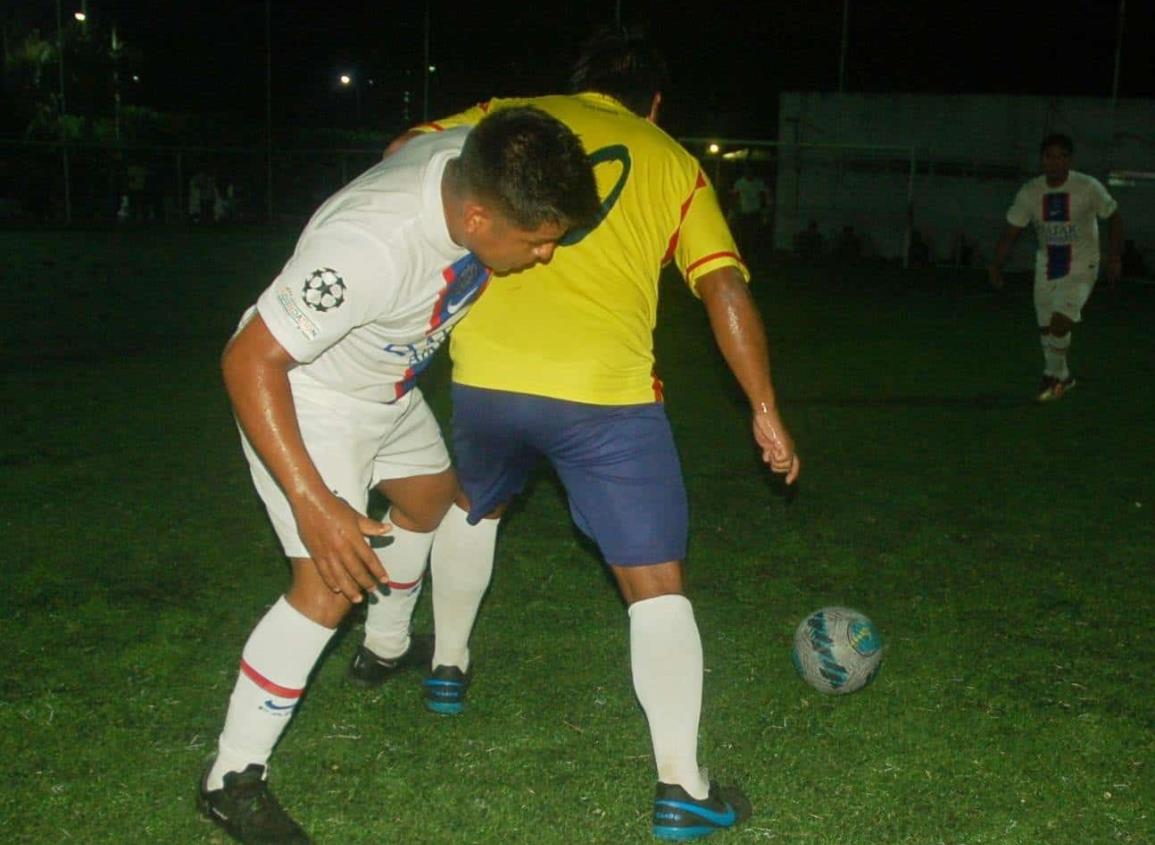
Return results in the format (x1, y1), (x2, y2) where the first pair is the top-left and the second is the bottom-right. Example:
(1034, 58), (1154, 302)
(1040, 133), (1074, 155)
(457, 106), (600, 231)
(570, 25), (669, 117)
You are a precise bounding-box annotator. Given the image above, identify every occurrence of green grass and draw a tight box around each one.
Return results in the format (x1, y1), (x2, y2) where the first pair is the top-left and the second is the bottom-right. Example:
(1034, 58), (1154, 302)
(1, 230), (1152, 844)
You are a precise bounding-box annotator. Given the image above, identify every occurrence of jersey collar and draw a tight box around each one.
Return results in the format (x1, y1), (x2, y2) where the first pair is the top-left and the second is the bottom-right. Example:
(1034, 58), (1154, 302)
(575, 91), (635, 116)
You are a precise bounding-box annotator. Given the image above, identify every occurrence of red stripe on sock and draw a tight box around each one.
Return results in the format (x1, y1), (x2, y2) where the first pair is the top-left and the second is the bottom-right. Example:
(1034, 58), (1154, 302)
(388, 577), (422, 590)
(240, 659), (304, 699)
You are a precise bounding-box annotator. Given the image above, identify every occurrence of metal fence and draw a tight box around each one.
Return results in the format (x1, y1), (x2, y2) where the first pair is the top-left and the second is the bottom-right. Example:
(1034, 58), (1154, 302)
(0, 140), (386, 225)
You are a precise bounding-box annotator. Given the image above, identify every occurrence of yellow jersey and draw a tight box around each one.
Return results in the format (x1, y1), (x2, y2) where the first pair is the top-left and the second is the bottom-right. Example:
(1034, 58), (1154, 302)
(418, 93), (747, 405)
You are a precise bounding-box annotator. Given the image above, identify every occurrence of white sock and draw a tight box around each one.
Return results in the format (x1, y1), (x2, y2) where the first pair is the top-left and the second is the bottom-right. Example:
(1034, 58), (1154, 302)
(629, 594), (709, 799)
(430, 504), (498, 672)
(208, 597), (335, 789)
(362, 513), (434, 659)
(1041, 331), (1071, 379)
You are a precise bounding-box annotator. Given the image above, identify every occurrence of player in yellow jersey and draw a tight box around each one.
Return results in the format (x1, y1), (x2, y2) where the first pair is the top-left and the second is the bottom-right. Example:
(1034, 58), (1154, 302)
(351, 28), (800, 841)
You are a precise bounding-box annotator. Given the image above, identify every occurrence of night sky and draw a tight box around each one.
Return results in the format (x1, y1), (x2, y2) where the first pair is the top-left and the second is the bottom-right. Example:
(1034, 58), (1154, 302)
(4, 0), (1154, 138)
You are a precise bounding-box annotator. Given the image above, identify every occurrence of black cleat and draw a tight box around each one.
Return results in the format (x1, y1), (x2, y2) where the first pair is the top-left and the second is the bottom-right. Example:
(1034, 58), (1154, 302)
(198, 763), (311, 844)
(652, 780), (752, 841)
(423, 664), (470, 714)
(346, 633), (434, 688)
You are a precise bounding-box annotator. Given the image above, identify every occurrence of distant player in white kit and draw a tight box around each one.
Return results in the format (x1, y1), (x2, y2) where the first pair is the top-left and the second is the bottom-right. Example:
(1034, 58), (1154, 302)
(198, 107), (598, 845)
(989, 134), (1123, 401)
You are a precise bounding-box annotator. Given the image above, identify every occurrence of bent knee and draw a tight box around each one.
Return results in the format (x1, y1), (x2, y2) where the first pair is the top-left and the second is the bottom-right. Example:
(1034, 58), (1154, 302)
(612, 560), (685, 605)
(286, 563), (353, 628)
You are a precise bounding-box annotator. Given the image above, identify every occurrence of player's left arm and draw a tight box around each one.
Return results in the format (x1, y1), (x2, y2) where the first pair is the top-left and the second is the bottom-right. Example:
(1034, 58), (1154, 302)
(697, 267), (800, 484)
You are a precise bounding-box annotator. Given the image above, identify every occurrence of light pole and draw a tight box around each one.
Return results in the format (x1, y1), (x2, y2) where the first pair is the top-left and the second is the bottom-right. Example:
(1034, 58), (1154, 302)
(55, 0), (72, 222)
(422, 1), (431, 121)
(339, 73), (362, 125)
(265, 0), (274, 222)
(838, 0), (849, 93)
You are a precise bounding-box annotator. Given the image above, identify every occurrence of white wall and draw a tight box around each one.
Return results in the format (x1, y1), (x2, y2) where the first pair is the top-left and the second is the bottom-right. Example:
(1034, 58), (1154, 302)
(775, 93), (1155, 271)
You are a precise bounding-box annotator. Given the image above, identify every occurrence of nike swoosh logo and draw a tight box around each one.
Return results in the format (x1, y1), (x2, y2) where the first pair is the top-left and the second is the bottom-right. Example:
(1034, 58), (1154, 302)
(656, 799), (737, 826)
(263, 699), (297, 711)
(444, 293), (471, 316)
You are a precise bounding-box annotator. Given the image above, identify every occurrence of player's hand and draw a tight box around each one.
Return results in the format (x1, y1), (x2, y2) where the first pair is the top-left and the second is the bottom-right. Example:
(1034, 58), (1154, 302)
(292, 493), (391, 603)
(987, 264), (1005, 290)
(752, 409), (800, 485)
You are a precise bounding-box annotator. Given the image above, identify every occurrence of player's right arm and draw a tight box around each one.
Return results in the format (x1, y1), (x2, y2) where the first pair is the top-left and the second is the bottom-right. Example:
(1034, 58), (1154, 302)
(673, 170), (800, 484)
(221, 315), (389, 602)
(697, 266), (800, 484)
(990, 184), (1033, 289)
(988, 225), (1024, 290)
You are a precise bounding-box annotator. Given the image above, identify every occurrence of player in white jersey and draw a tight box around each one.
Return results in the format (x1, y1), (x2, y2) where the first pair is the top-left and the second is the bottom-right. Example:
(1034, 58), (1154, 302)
(989, 134), (1123, 401)
(198, 107), (599, 845)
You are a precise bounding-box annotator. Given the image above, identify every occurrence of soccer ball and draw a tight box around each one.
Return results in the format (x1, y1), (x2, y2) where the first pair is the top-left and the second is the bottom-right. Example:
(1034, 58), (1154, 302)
(791, 606), (883, 694)
(302, 268), (346, 312)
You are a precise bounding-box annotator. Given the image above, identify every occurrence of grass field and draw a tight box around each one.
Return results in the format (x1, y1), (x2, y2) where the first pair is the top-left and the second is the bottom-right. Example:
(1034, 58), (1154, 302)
(1, 228), (1152, 844)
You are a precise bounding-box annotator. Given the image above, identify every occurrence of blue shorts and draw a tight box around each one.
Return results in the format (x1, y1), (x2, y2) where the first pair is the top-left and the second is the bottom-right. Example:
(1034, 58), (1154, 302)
(450, 384), (688, 565)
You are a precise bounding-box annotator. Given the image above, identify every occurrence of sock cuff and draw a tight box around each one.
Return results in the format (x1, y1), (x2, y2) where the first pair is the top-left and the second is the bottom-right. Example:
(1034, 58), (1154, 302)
(240, 596), (336, 688)
(438, 503), (499, 541)
(628, 592), (693, 620)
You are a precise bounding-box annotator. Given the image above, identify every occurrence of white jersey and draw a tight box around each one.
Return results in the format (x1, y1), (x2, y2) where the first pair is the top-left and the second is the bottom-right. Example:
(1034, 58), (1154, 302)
(732, 175), (768, 215)
(1006, 170), (1118, 281)
(250, 126), (491, 403)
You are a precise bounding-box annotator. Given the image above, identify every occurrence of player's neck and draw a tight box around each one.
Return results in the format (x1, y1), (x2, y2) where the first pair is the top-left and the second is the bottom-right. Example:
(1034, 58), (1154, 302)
(1045, 172), (1070, 188)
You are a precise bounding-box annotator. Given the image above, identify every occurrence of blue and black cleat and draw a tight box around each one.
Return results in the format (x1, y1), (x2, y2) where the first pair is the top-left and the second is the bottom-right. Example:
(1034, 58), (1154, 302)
(423, 664), (470, 715)
(652, 780), (752, 840)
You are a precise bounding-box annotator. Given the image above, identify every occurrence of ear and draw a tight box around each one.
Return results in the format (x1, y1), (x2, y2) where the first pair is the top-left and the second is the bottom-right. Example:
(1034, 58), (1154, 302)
(647, 92), (662, 124)
(461, 199), (492, 235)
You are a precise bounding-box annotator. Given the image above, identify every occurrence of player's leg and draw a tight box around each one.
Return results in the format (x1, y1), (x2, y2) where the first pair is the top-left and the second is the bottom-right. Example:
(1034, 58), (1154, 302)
(1038, 273), (1093, 400)
(422, 385), (538, 712)
(1044, 311), (1074, 377)
(201, 394), (379, 843)
(350, 389), (457, 684)
(551, 401), (750, 838)
(346, 469), (454, 685)
(1034, 274), (1063, 399)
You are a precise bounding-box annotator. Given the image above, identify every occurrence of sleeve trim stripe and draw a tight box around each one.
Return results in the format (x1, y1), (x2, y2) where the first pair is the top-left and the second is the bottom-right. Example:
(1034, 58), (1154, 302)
(685, 251), (745, 276)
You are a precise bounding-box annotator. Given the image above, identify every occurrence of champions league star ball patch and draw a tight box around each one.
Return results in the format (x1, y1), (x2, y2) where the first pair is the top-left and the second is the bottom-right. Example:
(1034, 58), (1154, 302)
(302, 268), (347, 312)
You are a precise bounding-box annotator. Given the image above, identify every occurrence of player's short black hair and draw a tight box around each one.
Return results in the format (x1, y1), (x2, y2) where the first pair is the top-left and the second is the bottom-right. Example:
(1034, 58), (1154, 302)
(458, 106), (600, 231)
(1040, 133), (1074, 155)
(569, 25), (670, 117)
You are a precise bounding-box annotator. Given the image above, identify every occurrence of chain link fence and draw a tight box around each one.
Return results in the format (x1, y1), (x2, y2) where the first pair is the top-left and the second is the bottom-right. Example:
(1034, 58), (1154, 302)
(0, 140), (385, 225)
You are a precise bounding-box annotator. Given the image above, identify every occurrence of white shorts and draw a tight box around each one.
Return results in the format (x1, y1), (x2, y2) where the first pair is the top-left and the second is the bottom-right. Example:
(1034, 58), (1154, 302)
(1034, 266), (1097, 325)
(240, 385), (451, 558)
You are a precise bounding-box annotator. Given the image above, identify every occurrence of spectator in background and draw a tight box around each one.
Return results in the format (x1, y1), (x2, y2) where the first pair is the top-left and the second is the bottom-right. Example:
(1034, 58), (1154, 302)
(729, 164), (770, 260)
(794, 220), (824, 261)
(189, 171), (216, 223)
(952, 232), (977, 268)
(908, 228), (931, 268)
(1120, 240), (1147, 280)
(833, 225), (862, 262)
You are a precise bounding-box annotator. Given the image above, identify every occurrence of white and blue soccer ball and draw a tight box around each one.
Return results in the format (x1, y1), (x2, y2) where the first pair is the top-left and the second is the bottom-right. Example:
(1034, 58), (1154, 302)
(792, 606), (883, 694)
